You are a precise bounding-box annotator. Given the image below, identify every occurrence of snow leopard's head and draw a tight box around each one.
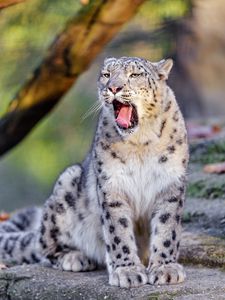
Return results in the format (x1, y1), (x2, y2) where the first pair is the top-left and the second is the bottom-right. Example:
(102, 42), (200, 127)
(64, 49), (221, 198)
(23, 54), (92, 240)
(98, 56), (173, 135)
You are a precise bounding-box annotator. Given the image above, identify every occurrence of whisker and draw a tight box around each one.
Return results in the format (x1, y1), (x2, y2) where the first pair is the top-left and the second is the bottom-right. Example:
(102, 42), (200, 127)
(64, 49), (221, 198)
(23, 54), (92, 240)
(81, 101), (103, 121)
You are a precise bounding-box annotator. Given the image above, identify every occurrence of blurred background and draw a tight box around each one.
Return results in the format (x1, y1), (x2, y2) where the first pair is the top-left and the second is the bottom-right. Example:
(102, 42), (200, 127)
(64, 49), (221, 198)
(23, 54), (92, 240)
(0, 0), (225, 211)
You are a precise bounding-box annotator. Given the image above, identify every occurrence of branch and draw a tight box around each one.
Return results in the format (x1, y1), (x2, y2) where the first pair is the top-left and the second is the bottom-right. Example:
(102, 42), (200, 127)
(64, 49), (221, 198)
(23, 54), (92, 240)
(0, 0), (145, 156)
(0, 0), (25, 9)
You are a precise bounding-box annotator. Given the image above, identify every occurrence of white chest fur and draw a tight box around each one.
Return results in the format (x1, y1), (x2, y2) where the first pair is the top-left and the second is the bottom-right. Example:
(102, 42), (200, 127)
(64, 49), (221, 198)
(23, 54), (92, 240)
(105, 151), (183, 219)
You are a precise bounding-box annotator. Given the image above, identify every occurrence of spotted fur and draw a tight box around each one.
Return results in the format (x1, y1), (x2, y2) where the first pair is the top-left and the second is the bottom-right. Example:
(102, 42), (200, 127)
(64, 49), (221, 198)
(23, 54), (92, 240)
(0, 57), (188, 288)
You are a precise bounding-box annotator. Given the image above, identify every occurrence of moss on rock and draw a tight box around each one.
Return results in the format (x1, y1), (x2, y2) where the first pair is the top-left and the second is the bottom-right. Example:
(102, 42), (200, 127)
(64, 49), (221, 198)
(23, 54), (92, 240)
(190, 139), (225, 164)
(187, 178), (225, 199)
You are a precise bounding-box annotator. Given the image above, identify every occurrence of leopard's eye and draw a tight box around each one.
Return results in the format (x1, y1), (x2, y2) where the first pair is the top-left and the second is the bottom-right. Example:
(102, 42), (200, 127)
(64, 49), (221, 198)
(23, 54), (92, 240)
(130, 73), (141, 78)
(102, 73), (110, 78)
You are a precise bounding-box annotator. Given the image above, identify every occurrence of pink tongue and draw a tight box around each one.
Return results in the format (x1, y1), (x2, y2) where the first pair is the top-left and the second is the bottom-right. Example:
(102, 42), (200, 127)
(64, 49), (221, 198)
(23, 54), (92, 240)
(116, 105), (133, 129)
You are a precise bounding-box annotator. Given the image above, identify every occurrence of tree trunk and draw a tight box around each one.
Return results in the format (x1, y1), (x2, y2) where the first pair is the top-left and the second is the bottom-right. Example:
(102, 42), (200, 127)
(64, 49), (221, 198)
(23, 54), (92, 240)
(0, 0), (25, 9)
(0, 0), (145, 156)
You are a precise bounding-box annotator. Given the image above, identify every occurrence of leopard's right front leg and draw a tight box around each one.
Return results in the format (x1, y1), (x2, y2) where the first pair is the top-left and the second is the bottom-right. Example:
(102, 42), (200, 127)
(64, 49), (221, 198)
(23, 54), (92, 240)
(99, 189), (147, 288)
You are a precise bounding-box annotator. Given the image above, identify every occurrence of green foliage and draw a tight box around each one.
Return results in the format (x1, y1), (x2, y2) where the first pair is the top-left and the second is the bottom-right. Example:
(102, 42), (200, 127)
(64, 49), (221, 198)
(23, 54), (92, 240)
(138, 0), (191, 26)
(187, 178), (225, 199)
(190, 141), (225, 164)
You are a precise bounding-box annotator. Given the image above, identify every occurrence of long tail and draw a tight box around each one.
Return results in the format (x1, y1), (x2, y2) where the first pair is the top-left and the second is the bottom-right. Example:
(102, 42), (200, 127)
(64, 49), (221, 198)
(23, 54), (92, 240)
(0, 207), (45, 265)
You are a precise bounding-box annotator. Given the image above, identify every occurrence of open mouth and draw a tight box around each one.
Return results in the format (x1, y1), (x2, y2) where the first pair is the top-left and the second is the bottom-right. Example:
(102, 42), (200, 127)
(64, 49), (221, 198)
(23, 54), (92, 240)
(113, 100), (138, 130)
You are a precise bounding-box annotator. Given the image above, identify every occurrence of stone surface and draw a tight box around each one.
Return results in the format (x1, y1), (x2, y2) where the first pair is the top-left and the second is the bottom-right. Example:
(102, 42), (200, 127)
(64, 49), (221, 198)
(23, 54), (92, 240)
(0, 265), (225, 300)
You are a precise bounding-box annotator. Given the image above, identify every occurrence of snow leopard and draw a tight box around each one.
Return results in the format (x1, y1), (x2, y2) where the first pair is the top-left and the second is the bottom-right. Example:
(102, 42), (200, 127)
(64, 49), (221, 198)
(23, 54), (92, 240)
(0, 56), (188, 288)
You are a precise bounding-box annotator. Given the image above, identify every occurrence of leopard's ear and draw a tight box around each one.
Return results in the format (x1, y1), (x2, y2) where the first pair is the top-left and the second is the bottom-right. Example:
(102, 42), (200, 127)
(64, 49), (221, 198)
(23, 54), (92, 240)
(156, 59), (173, 80)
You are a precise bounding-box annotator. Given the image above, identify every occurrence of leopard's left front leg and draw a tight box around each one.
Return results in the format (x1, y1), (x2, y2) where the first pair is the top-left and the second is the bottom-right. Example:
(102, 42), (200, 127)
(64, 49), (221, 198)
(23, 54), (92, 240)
(99, 189), (148, 288)
(148, 180), (186, 285)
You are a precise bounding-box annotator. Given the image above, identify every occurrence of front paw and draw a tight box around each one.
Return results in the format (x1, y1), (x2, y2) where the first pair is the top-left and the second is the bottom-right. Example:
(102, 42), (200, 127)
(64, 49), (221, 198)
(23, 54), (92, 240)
(148, 263), (185, 285)
(59, 251), (96, 272)
(109, 265), (148, 288)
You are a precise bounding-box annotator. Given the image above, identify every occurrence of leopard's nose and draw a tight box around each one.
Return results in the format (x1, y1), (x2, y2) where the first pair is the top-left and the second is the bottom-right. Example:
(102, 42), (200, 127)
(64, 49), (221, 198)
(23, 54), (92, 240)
(108, 85), (123, 95)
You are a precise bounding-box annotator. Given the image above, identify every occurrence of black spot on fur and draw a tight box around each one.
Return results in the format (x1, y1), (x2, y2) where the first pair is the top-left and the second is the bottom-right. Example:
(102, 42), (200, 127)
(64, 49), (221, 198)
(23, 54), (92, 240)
(39, 237), (47, 249)
(108, 201), (122, 208)
(119, 218), (128, 228)
(100, 142), (110, 151)
(159, 155), (168, 163)
(170, 249), (174, 255)
(173, 111), (179, 122)
(102, 201), (107, 210)
(116, 253), (121, 259)
(105, 132), (111, 138)
(159, 213), (170, 224)
(11, 220), (24, 231)
(175, 215), (180, 223)
(161, 252), (167, 259)
(105, 211), (110, 219)
(2, 225), (17, 232)
(4, 235), (19, 256)
(153, 246), (157, 253)
(40, 224), (46, 235)
(172, 230), (176, 241)
(100, 216), (104, 225)
(109, 225), (115, 233)
(31, 252), (41, 263)
(22, 257), (30, 264)
(167, 274), (171, 283)
(168, 196), (178, 203)
(112, 244), (116, 251)
(64, 192), (76, 208)
(179, 186), (185, 193)
(163, 240), (171, 248)
(122, 245), (130, 254)
(176, 139), (183, 145)
(137, 274), (142, 283)
(114, 236), (121, 245)
(50, 227), (59, 242)
(153, 276), (159, 284)
(51, 214), (56, 225)
(110, 152), (125, 164)
(43, 213), (48, 221)
(78, 213), (84, 221)
(165, 101), (171, 112)
(159, 120), (166, 137)
(106, 244), (110, 252)
(97, 160), (103, 166)
(71, 177), (79, 187)
(101, 174), (108, 181)
(55, 202), (65, 214)
(103, 119), (108, 126)
(20, 233), (34, 251)
(167, 145), (175, 153)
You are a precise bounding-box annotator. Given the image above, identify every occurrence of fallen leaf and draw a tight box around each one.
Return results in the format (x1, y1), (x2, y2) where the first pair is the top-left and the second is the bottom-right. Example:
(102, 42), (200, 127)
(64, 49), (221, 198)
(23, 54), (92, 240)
(0, 212), (10, 222)
(187, 123), (221, 139)
(203, 162), (225, 174)
(80, 0), (89, 5)
(0, 263), (7, 270)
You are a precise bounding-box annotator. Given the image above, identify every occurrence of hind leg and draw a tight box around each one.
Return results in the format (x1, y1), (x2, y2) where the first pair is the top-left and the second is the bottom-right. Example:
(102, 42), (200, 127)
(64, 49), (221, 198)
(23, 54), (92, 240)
(39, 165), (104, 271)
